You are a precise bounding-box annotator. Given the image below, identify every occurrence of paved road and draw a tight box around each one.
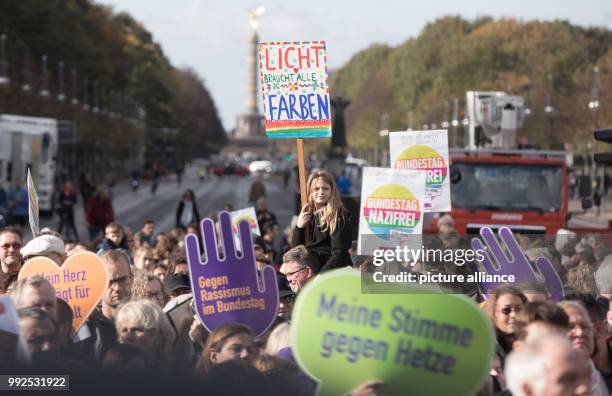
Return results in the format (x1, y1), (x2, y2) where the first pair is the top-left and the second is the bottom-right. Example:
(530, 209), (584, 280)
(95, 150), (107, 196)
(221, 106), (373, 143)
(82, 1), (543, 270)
(35, 169), (295, 243)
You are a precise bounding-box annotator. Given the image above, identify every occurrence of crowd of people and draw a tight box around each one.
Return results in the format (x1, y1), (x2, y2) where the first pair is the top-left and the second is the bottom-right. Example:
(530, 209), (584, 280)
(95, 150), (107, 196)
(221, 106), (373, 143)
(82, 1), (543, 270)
(0, 169), (611, 396)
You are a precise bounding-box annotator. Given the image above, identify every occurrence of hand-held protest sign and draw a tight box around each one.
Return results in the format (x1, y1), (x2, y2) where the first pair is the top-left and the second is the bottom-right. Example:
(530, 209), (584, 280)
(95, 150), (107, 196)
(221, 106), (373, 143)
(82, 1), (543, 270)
(389, 130), (451, 212)
(27, 168), (39, 237)
(18, 252), (109, 332)
(229, 207), (261, 250)
(258, 41), (332, 239)
(291, 269), (494, 396)
(258, 41), (331, 139)
(185, 211), (279, 337)
(469, 226), (565, 300)
(358, 167), (426, 255)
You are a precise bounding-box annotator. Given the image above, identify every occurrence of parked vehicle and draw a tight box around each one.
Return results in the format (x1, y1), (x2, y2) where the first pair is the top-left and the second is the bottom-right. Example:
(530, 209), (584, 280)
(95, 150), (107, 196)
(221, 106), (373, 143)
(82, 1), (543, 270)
(0, 114), (58, 214)
(249, 160), (272, 174)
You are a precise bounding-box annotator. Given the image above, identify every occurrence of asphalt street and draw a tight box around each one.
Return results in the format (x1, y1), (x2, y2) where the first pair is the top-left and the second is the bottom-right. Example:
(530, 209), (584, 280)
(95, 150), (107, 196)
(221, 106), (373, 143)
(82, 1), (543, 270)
(36, 168), (295, 243)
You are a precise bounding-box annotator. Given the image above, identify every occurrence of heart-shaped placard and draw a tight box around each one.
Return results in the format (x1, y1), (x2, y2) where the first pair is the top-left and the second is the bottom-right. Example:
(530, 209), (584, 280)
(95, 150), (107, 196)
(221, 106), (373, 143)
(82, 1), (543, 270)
(18, 252), (109, 332)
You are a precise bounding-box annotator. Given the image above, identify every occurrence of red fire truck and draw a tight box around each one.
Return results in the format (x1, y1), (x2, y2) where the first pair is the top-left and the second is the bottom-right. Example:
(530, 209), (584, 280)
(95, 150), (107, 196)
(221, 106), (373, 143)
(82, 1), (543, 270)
(425, 91), (608, 235)
(444, 148), (569, 234)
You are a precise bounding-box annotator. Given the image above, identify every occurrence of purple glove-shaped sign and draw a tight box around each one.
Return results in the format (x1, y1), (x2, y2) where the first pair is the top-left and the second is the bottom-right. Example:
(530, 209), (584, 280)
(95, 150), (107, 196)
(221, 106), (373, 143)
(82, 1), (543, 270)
(469, 226), (564, 301)
(185, 211), (279, 336)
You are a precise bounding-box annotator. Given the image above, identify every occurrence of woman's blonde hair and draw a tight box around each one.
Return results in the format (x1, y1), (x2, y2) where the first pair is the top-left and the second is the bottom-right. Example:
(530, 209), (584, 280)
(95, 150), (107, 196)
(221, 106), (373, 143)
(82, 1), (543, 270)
(264, 322), (291, 355)
(307, 170), (343, 234)
(133, 246), (155, 272)
(483, 285), (527, 332)
(115, 299), (176, 363)
(131, 271), (169, 306)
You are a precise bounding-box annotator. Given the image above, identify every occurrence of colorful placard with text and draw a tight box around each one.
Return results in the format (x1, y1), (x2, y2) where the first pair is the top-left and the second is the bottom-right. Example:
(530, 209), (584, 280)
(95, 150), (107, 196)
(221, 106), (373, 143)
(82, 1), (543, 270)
(258, 41), (331, 138)
(186, 212), (279, 337)
(358, 167), (426, 255)
(18, 252), (109, 333)
(291, 269), (494, 396)
(389, 130), (451, 212)
(229, 207), (261, 251)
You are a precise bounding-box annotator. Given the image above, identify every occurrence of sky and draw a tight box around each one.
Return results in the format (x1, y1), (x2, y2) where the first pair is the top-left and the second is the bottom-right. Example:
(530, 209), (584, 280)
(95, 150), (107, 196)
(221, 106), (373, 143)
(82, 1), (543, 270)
(97, 0), (612, 132)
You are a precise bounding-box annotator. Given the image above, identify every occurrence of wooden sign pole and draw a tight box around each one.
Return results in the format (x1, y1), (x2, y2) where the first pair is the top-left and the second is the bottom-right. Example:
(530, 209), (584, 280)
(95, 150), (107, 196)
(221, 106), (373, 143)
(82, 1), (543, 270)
(296, 138), (310, 243)
(297, 138), (308, 208)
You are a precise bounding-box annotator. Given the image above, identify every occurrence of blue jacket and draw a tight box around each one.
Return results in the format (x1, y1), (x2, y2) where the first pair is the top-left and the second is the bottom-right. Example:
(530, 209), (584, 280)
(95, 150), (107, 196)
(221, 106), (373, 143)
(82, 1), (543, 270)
(9, 188), (28, 216)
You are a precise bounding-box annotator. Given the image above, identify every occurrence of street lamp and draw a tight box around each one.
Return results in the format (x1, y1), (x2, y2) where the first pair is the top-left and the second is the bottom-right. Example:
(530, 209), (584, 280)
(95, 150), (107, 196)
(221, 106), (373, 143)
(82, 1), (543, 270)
(92, 80), (99, 113)
(0, 34), (9, 86)
(544, 74), (555, 115)
(70, 68), (78, 105)
(441, 101), (450, 128)
(82, 79), (90, 111)
(21, 47), (32, 93)
(57, 61), (65, 102)
(451, 98), (459, 127)
(588, 66), (600, 113)
(523, 73), (533, 117)
(39, 55), (49, 97)
(406, 110), (413, 131)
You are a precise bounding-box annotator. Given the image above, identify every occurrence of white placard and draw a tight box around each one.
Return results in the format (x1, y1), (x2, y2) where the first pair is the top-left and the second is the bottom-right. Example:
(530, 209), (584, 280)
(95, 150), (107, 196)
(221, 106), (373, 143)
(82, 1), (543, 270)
(389, 129), (451, 212)
(357, 167), (426, 255)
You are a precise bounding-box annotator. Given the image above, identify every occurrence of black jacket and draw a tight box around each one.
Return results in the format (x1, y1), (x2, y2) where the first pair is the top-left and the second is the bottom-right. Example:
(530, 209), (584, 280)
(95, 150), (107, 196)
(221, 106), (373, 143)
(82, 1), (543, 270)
(292, 208), (352, 272)
(175, 200), (201, 229)
(57, 191), (77, 218)
(76, 308), (117, 361)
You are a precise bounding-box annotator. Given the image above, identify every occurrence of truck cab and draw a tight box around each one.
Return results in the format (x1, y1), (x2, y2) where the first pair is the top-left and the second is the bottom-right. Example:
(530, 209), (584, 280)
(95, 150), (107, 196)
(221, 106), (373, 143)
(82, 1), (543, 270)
(440, 149), (568, 235)
(0, 114), (58, 213)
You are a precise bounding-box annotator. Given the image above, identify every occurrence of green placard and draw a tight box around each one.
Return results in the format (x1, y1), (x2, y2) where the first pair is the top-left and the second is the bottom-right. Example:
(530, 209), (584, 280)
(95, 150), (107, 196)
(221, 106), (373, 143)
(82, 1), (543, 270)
(291, 269), (494, 396)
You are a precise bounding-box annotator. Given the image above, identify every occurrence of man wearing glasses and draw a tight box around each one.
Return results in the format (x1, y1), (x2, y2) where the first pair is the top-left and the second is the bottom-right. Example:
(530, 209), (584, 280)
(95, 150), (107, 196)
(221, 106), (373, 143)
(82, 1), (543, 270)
(558, 300), (610, 396)
(280, 245), (320, 294)
(0, 227), (23, 294)
(78, 249), (132, 360)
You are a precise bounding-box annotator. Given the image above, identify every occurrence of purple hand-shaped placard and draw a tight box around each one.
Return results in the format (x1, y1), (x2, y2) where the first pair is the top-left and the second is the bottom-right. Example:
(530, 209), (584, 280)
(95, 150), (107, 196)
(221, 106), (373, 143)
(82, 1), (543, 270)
(185, 211), (279, 336)
(469, 227), (564, 301)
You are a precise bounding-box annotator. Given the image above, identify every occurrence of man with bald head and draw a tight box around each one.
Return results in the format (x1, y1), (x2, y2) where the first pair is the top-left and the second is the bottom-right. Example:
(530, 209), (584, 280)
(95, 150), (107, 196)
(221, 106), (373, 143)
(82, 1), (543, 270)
(11, 275), (57, 321)
(77, 249), (132, 360)
(505, 333), (591, 396)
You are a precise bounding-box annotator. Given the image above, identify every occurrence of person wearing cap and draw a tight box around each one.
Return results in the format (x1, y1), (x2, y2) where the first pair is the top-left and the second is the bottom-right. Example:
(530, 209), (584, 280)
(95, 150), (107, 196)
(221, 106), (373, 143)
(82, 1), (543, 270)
(77, 249), (132, 360)
(0, 227), (23, 294)
(280, 245), (320, 294)
(163, 275), (197, 374)
(20, 234), (66, 266)
(277, 285), (295, 322)
(164, 272), (191, 299)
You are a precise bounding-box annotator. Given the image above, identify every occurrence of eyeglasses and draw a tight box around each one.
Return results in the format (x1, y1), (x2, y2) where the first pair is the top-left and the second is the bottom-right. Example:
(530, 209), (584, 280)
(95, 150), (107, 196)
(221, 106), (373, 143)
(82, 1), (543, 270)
(0, 243), (22, 250)
(498, 306), (522, 315)
(285, 266), (307, 278)
(146, 291), (163, 299)
(280, 294), (296, 303)
(108, 275), (132, 288)
(569, 322), (594, 332)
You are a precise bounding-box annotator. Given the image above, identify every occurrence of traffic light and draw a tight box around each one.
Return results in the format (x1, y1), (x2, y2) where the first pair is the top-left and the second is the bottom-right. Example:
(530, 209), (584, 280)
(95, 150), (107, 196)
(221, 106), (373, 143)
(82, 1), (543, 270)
(594, 128), (612, 165)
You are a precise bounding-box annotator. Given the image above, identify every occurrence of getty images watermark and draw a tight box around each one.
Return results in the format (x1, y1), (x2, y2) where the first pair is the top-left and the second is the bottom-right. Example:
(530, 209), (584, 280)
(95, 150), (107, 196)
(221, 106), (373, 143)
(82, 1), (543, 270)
(368, 245), (517, 286)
